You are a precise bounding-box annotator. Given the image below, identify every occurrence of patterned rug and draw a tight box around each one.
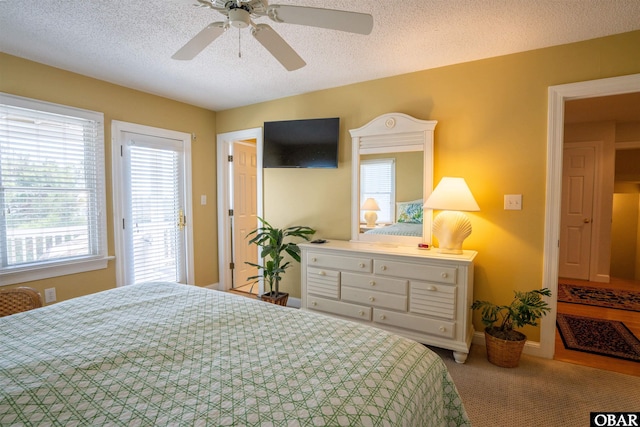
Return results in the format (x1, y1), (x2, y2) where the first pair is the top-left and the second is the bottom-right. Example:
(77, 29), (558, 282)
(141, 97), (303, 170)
(556, 313), (640, 362)
(557, 283), (640, 312)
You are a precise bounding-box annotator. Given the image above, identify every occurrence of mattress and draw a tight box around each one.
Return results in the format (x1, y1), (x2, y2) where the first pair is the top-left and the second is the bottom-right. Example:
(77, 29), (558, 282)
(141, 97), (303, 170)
(0, 282), (469, 426)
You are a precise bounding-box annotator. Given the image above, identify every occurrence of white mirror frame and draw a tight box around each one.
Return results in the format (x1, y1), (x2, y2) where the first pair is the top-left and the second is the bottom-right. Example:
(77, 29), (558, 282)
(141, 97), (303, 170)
(350, 113), (437, 246)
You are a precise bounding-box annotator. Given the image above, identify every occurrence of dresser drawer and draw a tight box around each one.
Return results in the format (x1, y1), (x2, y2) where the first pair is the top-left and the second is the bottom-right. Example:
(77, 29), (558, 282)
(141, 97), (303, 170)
(307, 296), (372, 321)
(374, 259), (457, 284)
(307, 252), (372, 273)
(341, 273), (407, 295)
(373, 308), (455, 339)
(307, 267), (340, 298)
(341, 286), (407, 311)
(410, 281), (456, 320)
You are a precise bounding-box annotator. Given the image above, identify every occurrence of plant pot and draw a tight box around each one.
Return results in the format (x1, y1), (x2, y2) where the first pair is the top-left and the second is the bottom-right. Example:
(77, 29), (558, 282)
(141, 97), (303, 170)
(259, 291), (289, 306)
(484, 328), (527, 368)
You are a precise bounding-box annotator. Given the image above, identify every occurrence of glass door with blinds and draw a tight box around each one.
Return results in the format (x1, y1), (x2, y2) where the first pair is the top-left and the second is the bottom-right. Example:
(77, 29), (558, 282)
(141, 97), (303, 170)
(120, 132), (188, 285)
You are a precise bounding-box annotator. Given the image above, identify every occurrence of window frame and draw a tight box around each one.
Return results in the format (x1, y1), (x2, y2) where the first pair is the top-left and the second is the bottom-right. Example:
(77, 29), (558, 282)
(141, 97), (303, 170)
(0, 92), (109, 286)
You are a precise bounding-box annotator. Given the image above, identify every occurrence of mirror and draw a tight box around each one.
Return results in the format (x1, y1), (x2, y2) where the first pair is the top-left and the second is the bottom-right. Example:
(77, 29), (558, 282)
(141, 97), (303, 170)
(350, 113), (437, 246)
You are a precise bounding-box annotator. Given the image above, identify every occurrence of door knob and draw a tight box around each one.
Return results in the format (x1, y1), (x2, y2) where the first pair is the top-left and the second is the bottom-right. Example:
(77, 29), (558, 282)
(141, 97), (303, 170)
(583, 218), (591, 223)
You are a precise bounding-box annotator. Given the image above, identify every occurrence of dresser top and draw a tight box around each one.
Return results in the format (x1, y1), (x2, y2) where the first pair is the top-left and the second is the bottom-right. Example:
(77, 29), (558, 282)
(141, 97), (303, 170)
(300, 240), (477, 262)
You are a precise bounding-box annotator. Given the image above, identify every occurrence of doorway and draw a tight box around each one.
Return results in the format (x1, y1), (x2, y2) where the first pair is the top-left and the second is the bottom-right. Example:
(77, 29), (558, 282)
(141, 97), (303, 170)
(111, 121), (195, 286)
(541, 74), (640, 366)
(216, 128), (263, 293)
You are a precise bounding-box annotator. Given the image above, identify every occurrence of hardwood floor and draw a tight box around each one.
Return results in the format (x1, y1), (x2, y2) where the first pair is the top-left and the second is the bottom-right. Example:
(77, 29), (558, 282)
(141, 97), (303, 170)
(554, 277), (640, 377)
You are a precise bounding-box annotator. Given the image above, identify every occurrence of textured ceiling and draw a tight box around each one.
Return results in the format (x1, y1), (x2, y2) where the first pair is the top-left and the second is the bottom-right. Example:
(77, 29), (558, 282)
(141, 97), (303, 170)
(1, 0), (639, 111)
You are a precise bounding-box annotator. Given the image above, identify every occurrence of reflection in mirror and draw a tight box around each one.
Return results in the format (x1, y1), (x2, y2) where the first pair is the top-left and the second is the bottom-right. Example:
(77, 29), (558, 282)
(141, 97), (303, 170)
(359, 153), (423, 234)
(350, 113), (436, 246)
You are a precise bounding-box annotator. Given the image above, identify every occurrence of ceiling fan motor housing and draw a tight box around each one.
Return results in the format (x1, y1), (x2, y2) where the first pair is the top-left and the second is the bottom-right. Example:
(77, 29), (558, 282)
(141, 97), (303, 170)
(229, 7), (251, 28)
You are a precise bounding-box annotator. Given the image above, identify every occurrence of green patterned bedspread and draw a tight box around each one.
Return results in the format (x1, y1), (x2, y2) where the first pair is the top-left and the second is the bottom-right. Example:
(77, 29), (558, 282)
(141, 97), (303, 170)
(1, 282), (469, 426)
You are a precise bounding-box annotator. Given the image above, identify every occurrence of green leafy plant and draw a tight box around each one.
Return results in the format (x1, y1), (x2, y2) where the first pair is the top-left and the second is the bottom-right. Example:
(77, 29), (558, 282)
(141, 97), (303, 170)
(245, 217), (315, 297)
(471, 288), (552, 341)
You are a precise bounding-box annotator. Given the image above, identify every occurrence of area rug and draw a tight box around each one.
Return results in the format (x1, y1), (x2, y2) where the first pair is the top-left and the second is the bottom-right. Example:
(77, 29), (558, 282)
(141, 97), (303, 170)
(556, 313), (640, 362)
(557, 283), (640, 312)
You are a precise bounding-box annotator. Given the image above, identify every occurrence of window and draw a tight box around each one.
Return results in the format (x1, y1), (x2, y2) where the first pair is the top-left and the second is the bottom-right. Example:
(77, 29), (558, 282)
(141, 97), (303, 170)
(0, 93), (108, 286)
(360, 158), (395, 223)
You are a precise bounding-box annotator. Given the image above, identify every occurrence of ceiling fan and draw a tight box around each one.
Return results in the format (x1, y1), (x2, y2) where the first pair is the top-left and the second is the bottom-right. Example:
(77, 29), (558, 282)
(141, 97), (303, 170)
(172, 0), (373, 71)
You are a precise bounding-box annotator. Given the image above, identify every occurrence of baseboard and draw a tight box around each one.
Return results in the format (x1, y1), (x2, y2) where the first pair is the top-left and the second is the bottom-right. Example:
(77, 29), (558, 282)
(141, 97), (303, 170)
(472, 331), (546, 358)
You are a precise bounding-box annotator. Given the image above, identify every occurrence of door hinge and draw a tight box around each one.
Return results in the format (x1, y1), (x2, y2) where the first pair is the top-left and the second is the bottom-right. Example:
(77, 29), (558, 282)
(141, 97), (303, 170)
(229, 262), (235, 270)
(228, 155), (233, 162)
(229, 209), (234, 216)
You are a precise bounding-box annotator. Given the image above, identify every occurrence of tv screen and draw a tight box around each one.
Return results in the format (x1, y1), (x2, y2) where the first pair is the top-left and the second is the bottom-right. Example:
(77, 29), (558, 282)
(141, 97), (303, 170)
(263, 117), (339, 168)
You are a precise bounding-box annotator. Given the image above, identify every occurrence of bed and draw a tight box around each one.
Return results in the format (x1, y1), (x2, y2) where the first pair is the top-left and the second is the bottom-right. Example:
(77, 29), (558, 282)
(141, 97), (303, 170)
(365, 199), (424, 237)
(0, 282), (469, 426)
(364, 222), (423, 237)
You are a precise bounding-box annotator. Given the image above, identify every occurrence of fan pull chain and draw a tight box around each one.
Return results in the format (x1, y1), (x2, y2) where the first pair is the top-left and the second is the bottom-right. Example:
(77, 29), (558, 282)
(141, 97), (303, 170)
(238, 27), (242, 59)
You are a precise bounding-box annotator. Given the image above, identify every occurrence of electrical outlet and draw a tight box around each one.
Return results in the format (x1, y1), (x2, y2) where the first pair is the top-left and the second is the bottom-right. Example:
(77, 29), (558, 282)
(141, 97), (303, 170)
(504, 194), (523, 210)
(44, 287), (57, 303)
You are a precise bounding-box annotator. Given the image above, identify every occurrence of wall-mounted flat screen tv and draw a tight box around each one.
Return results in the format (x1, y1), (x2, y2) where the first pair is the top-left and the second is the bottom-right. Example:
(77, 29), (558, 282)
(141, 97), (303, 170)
(263, 117), (339, 168)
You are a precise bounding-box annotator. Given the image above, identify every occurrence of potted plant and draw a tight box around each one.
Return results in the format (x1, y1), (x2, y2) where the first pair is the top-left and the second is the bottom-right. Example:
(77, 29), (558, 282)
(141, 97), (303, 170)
(245, 217), (315, 306)
(471, 288), (551, 367)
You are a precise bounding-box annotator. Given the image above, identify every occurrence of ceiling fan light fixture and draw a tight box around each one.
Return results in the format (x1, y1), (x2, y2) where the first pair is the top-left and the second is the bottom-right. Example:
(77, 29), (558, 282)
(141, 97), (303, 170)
(229, 8), (251, 28)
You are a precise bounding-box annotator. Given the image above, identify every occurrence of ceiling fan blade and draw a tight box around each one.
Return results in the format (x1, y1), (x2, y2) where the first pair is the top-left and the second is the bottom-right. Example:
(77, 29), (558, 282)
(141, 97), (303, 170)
(172, 21), (226, 60)
(266, 5), (373, 35)
(251, 24), (306, 71)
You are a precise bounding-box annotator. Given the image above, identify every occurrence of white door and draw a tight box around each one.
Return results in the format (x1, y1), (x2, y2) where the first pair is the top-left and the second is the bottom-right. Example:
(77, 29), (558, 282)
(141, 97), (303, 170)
(112, 121), (194, 286)
(232, 141), (258, 288)
(559, 145), (596, 279)
(216, 127), (263, 292)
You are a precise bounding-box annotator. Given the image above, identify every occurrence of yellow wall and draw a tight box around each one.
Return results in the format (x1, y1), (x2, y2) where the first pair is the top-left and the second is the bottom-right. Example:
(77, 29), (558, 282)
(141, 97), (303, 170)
(2, 30), (640, 340)
(0, 53), (219, 301)
(216, 30), (640, 340)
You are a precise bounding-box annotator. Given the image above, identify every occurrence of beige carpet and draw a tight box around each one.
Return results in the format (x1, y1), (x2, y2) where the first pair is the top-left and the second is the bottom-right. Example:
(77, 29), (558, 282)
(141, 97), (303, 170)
(431, 345), (640, 427)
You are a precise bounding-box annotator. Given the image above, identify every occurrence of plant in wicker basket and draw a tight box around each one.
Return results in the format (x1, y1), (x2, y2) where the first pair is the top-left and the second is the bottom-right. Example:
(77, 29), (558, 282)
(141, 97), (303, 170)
(471, 288), (551, 367)
(245, 217), (315, 306)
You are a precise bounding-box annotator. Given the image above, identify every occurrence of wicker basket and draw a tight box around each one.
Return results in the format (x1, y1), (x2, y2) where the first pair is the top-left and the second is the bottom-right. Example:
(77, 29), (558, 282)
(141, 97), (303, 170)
(484, 329), (526, 368)
(259, 292), (289, 306)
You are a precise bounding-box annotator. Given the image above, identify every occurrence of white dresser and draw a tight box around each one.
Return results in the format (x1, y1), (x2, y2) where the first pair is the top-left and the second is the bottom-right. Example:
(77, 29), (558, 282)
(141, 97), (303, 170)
(300, 240), (476, 363)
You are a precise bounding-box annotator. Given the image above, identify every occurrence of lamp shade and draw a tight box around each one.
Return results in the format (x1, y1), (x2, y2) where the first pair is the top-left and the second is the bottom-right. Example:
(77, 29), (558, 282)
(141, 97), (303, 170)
(361, 198), (381, 211)
(424, 177), (479, 212)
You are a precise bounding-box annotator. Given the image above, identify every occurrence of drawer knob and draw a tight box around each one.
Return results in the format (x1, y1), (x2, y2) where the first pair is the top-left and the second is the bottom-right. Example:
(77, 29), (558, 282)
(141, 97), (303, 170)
(379, 314), (386, 320)
(359, 262), (365, 268)
(311, 301), (317, 306)
(368, 296), (375, 302)
(380, 265), (387, 271)
(427, 285), (437, 291)
(311, 257), (317, 262)
(441, 272), (448, 278)
(369, 281), (375, 286)
(358, 310), (364, 316)
(439, 326), (446, 332)
(318, 271), (326, 276)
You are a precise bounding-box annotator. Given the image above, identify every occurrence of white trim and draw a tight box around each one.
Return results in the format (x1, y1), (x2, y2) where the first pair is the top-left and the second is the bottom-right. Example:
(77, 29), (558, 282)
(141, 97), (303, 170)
(216, 128), (263, 292)
(111, 120), (195, 286)
(541, 73), (640, 359)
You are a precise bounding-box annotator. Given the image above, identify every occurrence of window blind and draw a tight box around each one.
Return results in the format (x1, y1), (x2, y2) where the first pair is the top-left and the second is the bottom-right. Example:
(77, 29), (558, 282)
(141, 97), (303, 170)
(0, 93), (106, 276)
(360, 159), (395, 223)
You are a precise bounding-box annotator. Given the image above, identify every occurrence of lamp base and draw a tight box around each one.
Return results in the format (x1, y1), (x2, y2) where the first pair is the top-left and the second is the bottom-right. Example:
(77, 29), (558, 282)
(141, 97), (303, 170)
(364, 211), (378, 228)
(432, 210), (472, 254)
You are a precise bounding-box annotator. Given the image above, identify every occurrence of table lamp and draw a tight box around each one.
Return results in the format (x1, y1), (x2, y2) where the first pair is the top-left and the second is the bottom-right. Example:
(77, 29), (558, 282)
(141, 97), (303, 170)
(361, 198), (381, 227)
(424, 177), (479, 254)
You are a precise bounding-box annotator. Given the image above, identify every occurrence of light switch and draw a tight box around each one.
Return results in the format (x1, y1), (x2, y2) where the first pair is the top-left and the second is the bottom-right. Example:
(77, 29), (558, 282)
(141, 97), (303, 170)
(201, 195), (207, 205)
(504, 194), (522, 210)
